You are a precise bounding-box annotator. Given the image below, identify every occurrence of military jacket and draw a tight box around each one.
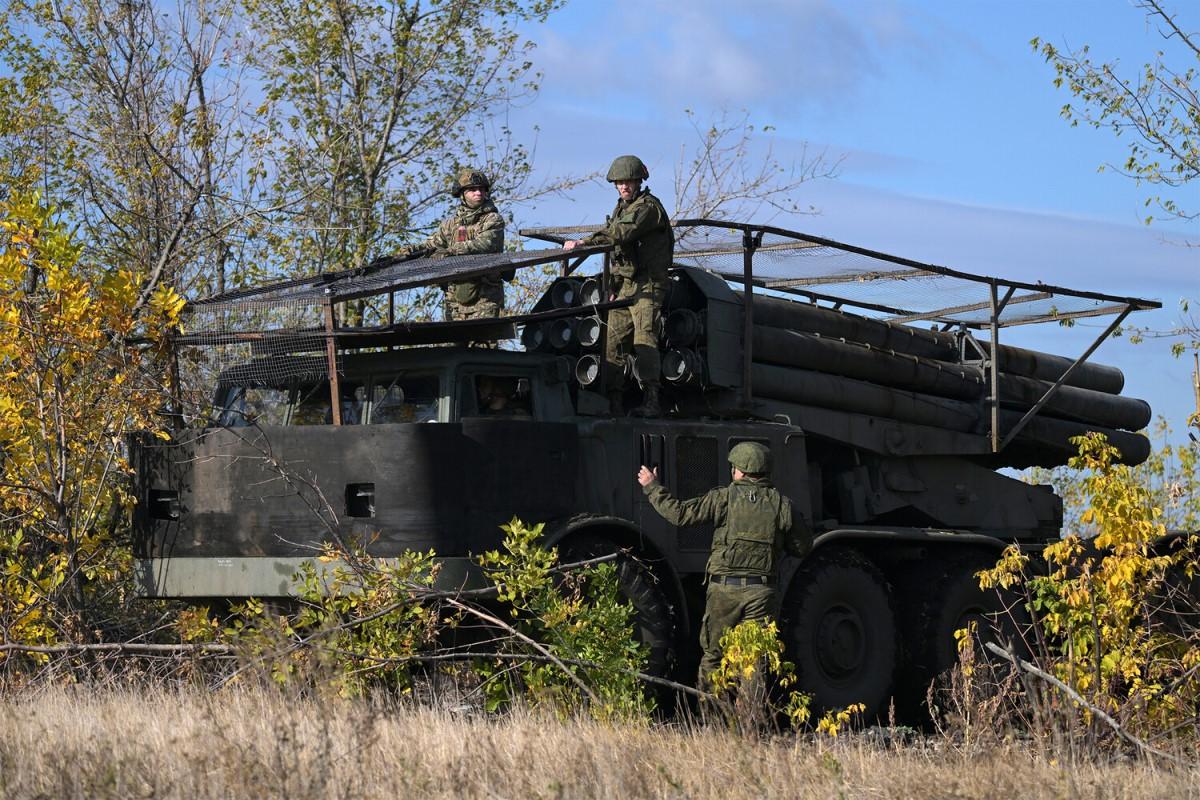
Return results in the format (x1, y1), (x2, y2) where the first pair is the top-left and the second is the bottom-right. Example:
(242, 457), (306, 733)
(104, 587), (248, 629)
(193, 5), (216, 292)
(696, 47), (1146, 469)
(643, 478), (806, 578)
(583, 188), (674, 282)
(409, 199), (505, 304)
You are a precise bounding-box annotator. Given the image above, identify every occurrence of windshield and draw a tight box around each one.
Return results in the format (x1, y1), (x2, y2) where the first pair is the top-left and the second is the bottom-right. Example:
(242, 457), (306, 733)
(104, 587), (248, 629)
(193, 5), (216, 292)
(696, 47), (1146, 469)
(369, 375), (440, 423)
(217, 386), (290, 427)
(214, 371), (440, 427)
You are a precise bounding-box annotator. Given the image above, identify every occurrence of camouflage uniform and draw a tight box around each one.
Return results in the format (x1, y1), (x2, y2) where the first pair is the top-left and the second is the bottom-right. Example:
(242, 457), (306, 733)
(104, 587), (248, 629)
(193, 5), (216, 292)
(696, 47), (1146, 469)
(580, 161), (674, 397)
(642, 444), (808, 686)
(405, 170), (506, 321)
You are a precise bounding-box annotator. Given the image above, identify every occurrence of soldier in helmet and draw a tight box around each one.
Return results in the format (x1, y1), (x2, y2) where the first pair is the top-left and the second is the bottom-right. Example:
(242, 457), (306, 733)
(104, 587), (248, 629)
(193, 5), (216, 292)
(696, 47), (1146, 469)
(565, 155), (674, 417)
(400, 168), (506, 321)
(637, 441), (810, 687)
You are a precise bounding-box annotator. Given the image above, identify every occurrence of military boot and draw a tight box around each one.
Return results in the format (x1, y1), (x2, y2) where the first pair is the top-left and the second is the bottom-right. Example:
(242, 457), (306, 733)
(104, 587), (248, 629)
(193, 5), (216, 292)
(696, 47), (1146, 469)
(630, 385), (660, 418)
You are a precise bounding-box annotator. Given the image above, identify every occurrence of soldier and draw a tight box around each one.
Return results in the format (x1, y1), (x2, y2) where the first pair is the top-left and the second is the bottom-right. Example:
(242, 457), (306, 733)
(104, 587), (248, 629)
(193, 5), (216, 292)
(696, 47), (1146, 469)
(637, 441), (810, 687)
(401, 168), (506, 321)
(564, 155), (674, 417)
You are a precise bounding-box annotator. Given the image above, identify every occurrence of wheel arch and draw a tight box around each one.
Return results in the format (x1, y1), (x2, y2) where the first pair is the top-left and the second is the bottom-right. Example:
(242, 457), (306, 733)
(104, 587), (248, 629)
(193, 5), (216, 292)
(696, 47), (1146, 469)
(783, 528), (1020, 589)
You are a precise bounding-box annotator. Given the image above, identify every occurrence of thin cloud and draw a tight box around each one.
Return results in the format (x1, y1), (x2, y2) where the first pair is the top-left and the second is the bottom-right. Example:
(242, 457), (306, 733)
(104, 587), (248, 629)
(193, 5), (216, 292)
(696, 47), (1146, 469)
(533, 0), (947, 115)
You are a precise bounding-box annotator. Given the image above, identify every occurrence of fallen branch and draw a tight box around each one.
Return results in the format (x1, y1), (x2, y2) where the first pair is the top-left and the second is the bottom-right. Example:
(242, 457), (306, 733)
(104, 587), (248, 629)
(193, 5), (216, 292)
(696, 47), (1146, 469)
(441, 596), (602, 708)
(984, 641), (1191, 767)
(0, 642), (233, 655)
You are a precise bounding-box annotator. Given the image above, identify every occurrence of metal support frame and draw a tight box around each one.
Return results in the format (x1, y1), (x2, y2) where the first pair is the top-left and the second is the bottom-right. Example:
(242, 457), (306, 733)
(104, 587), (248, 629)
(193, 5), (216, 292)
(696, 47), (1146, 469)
(997, 305), (1134, 451)
(322, 294), (343, 426)
(987, 284), (1015, 452)
(959, 325), (988, 362)
(741, 228), (762, 407)
(168, 345), (183, 431)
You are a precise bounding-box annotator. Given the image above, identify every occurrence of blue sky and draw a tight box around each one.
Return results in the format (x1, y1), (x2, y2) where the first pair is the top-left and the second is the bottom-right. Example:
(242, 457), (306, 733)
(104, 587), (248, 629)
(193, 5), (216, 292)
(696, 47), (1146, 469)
(506, 0), (1199, 437)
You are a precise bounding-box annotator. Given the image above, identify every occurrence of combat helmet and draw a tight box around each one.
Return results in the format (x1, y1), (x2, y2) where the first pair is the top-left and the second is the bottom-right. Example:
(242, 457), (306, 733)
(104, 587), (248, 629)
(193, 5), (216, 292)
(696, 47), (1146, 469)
(605, 155), (649, 182)
(728, 442), (771, 475)
(451, 168), (491, 197)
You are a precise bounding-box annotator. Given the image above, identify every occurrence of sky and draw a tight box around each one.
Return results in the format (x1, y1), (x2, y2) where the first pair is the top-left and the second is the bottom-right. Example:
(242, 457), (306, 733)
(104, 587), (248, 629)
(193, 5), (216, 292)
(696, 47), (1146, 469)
(503, 0), (1200, 439)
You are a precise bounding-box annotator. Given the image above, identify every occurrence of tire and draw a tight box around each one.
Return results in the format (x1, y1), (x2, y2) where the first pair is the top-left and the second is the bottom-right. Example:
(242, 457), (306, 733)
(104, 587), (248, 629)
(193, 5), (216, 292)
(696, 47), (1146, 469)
(915, 555), (1031, 684)
(781, 548), (896, 719)
(902, 556), (1032, 714)
(559, 534), (678, 681)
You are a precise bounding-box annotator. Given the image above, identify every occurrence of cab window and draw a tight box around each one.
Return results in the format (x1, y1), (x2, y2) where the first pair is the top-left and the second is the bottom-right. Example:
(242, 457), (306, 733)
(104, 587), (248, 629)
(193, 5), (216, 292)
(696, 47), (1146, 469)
(292, 381), (366, 425)
(217, 386), (290, 428)
(461, 373), (533, 418)
(369, 374), (440, 423)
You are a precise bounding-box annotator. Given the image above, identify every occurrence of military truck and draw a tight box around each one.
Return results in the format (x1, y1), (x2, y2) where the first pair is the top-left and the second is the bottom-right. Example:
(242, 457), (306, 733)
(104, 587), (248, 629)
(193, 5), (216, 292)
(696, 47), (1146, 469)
(132, 219), (1159, 716)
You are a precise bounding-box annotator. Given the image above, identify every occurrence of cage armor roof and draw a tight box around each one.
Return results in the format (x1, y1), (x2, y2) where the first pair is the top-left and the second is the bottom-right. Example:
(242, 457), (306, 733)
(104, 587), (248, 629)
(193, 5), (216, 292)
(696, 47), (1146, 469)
(728, 441), (771, 475)
(451, 168), (491, 197)
(606, 155), (649, 182)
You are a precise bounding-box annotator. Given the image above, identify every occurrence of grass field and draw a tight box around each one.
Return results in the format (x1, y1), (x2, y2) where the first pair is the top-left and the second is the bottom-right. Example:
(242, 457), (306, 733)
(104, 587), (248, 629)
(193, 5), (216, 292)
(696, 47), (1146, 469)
(0, 686), (1196, 799)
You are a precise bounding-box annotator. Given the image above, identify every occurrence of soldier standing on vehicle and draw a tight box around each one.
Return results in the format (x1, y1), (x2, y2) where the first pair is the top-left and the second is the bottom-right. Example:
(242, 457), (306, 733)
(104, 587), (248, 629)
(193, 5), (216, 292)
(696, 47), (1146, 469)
(564, 155), (674, 417)
(400, 168), (506, 321)
(637, 441), (809, 687)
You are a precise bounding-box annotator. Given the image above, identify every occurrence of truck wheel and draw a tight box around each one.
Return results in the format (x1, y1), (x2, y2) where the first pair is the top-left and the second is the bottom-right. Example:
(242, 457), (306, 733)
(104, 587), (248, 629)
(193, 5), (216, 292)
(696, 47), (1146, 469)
(782, 549), (896, 719)
(559, 535), (677, 681)
(918, 556), (1029, 683)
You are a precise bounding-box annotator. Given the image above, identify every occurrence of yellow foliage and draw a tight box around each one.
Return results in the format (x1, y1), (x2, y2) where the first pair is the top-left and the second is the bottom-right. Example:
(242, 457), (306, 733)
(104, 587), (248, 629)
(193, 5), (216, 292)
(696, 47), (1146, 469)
(0, 193), (178, 657)
(816, 703), (865, 738)
(987, 432), (1200, 739)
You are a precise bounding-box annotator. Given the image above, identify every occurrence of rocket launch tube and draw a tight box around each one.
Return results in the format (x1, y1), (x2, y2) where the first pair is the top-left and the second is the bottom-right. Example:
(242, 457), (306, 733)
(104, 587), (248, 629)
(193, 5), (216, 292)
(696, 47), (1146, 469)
(749, 326), (1150, 431)
(747, 362), (1149, 465)
(737, 293), (1125, 394)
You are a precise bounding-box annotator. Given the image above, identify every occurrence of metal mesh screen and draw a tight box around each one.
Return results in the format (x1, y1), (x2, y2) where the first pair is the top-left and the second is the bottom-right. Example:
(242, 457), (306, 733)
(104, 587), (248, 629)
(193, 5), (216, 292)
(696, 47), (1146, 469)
(670, 224), (1138, 328)
(176, 247), (589, 403)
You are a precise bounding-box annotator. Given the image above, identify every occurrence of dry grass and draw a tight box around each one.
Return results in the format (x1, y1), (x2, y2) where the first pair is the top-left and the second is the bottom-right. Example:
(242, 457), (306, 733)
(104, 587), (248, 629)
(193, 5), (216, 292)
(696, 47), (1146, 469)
(0, 686), (1197, 799)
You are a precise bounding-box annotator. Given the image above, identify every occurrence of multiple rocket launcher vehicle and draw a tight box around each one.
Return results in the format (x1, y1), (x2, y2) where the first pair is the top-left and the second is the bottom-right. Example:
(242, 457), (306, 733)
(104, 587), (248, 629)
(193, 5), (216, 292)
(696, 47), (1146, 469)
(133, 219), (1161, 716)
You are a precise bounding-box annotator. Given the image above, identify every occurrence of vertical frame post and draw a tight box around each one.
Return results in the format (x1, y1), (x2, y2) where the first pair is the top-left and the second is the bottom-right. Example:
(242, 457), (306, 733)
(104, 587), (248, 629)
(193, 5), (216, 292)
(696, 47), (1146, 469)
(989, 281), (1000, 451)
(168, 340), (183, 431)
(323, 294), (343, 426)
(742, 228), (757, 407)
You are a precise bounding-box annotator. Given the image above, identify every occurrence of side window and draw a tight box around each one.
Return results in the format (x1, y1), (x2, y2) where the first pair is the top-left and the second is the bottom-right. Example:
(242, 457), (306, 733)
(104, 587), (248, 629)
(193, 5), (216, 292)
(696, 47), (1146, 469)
(465, 374), (533, 418)
(291, 381), (366, 425)
(217, 386), (291, 428)
(676, 436), (720, 497)
(674, 436), (719, 551)
(369, 375), (440, 423)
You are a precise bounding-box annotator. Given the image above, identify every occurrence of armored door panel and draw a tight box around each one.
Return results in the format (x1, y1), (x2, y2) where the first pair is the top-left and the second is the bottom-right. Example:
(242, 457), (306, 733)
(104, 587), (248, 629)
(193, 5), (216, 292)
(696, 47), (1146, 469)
(457, 419), (578, 552)
(151, 425), (471, 558)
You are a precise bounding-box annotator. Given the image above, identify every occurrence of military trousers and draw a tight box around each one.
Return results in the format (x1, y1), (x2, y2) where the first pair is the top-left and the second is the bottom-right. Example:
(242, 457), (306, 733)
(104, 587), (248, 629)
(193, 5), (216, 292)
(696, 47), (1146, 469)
(698, 581), (776, 687)
(605, 275), (665, 391)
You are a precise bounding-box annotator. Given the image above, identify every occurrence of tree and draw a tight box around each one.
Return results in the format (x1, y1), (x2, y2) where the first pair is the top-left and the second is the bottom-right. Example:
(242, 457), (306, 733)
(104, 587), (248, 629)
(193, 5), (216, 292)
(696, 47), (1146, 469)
(983, 433), (1200, 749)
(0, 0), (571, 316)
(0, 0), (256, 305)
(1033, 1), (1198, 226)
(240, 0), (565, 325)
(1035, 2), (1199, 366)
(672, 109), (839, 229)
(1031, 418), (1200, 535)
(0, 193), (183, 653)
